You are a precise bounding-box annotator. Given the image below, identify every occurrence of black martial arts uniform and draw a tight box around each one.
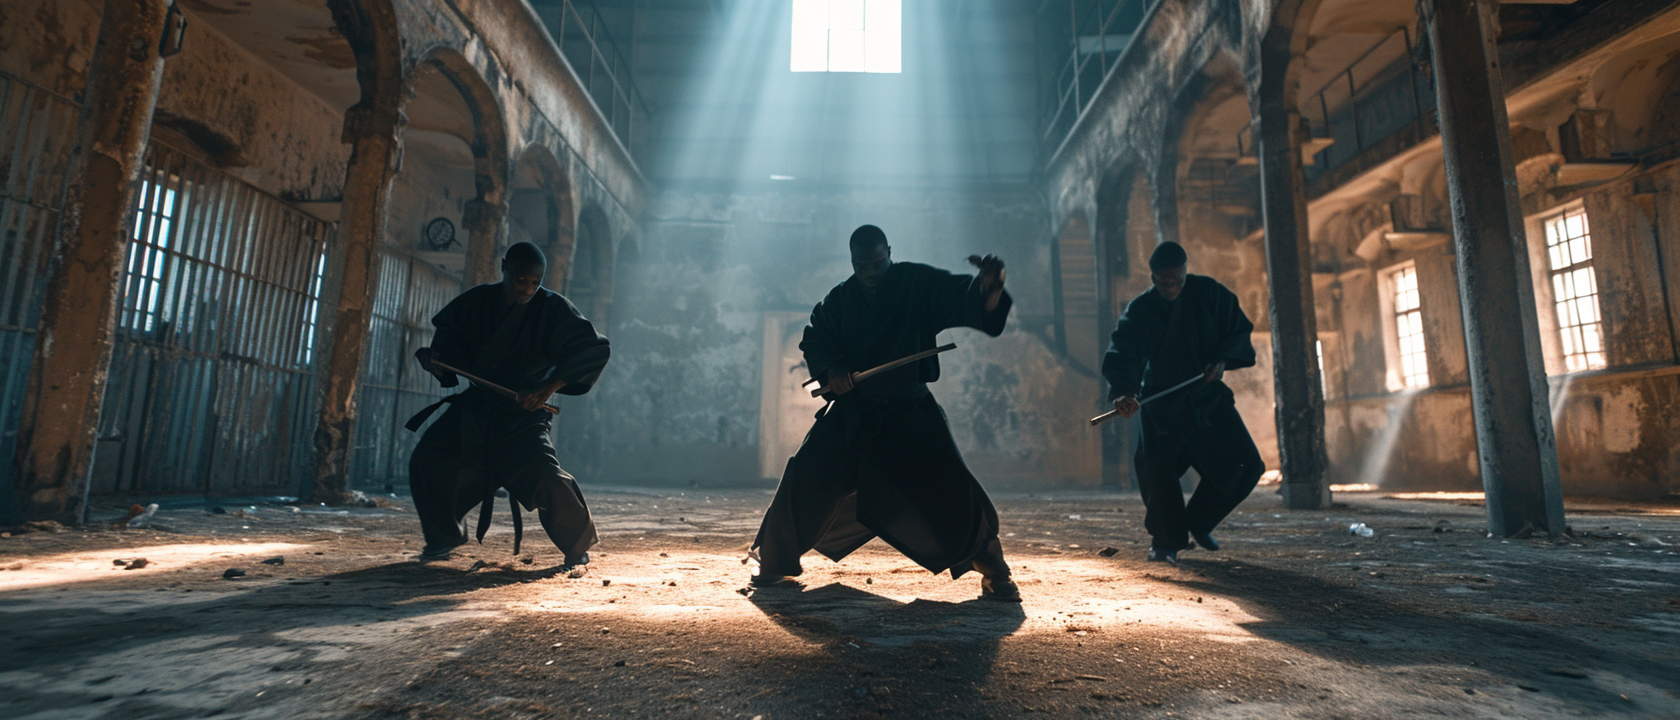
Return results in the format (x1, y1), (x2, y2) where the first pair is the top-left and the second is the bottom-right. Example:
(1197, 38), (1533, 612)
(751, 262), (1013, 580)
(1102, 274), (1265, 552)
(406, 284), (611, 561)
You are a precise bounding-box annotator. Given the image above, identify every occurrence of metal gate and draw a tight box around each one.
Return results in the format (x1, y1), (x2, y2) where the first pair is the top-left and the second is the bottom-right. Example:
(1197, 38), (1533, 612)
(351, 248), (462, 487)
(0, 71), (82, 502)
(92, 142), (334, 495)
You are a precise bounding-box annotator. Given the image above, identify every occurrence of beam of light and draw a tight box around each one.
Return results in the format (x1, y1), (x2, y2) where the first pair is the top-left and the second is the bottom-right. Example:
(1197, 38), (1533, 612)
(1385, 492), (1486, 501)
(0, 542), (309, 591)
(1355, 388), (1421, 489)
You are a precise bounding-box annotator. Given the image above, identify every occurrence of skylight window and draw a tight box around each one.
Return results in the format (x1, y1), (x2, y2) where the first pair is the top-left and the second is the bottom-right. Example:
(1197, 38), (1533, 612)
(791, 0), (901, 73)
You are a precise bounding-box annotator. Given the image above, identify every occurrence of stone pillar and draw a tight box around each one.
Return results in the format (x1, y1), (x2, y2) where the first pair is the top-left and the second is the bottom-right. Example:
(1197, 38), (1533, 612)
(1254, 41), (1330, 510)
(1424, 0), (1566, 536)
(308, 105), (403, 504)
(463, 197), (508, 287)
(13, 0), (171, 524)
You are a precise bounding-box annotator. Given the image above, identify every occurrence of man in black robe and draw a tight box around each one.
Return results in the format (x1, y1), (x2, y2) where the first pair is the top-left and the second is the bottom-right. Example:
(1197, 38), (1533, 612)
(749, 225), (1020, 601)
(407, 242), (611, 567)
(1101, 241), (1265, 565)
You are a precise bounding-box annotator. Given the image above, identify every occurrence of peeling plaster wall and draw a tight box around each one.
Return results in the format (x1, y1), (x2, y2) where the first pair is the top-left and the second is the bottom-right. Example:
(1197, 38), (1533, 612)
(153, 12), (351, 202)
(0, 0), (101, 97)
(589, 186), (1100, 487)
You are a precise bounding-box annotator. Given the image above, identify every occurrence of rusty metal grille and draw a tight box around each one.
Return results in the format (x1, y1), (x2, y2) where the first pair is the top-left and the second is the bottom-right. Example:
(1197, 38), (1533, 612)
(352, 249), (462, 486)
(93, 142), (334, 496)
(0, 71), (81, 499)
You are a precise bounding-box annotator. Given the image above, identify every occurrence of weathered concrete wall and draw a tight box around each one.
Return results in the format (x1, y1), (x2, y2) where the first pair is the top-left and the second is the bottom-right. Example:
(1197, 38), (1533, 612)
(589, 185), (1100, 488)
(0, 0), (101, 96)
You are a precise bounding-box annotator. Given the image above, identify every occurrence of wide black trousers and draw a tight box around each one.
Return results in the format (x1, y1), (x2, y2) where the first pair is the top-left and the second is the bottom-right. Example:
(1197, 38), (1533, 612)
(1133, 382), (1265, 552)
(409, 401), (598, 560)
(751, 393), (1009, 579)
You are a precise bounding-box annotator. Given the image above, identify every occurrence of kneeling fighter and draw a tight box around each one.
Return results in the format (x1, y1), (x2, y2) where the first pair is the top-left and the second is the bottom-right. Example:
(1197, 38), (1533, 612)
(748, 224), (1020, 601)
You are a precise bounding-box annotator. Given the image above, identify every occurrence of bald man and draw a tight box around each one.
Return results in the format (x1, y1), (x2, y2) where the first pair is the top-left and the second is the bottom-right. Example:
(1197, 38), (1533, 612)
(407, 242), (611, 567)
(1102, 242), (1265, 565)
(748, 225), (1020, 602)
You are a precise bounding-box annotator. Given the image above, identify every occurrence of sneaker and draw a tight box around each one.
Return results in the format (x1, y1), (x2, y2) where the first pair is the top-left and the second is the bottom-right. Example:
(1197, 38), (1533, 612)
(980, 575), (1022, 602)
(1147, 547), (1178, 566)
(1190, 531), (1219, 552)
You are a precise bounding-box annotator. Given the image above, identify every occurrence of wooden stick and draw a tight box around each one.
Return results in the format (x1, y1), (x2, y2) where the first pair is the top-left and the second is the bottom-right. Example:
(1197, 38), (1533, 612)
(806, 343), (958, 397)
(1088, 375), (1203, 426)
(433, 360), (560, 414)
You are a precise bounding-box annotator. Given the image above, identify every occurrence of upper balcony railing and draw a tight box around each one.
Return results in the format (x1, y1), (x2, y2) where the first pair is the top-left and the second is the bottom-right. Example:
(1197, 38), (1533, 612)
(1237, 27), (1437, 185)
(528, 0), (653, 158)
(1041, 0), (1157, 159)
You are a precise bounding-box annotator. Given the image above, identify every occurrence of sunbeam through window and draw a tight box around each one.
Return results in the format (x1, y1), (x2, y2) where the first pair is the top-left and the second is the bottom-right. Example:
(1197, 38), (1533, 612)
(791, 0), (901, 73)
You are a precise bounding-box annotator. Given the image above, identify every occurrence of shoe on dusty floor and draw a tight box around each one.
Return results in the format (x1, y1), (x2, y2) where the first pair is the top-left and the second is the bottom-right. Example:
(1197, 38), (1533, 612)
(419, 540), (467, 561)
(1190, 531), (1219, 551)
(980, 575), (1022, 602)
(749, 572), (792, 587)
(1147, 547), (1178, 566)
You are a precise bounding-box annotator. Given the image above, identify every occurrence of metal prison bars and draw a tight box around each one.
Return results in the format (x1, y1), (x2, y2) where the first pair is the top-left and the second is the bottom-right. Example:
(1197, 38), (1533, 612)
(0, 71), (83, 499)
(351, 247), (462, 488)
(93, 142), (334, 496)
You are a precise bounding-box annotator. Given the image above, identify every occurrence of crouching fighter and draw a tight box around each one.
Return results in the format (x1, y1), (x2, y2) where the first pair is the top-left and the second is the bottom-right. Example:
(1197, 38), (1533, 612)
(406, 242), (611, 567)
(1102, 241), (1265, 565)
(748, 224), (1020, 602)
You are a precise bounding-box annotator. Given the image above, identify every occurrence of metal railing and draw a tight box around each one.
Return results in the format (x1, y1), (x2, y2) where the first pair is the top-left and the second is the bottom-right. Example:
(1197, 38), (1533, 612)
(1239, 27), (1436, 181)
(1042, 0), (1158, 158)
(351, 247), (462, 487)
(98, 142), (335, 495)
(0, 71), (82, 501)
(529, 0), (653, 155)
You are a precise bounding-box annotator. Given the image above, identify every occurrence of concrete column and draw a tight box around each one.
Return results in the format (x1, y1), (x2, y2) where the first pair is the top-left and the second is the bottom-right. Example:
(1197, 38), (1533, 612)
(1424, 0), (1567, 536)
(463, 197), (508, 287)
(308, 105), (403, 504)
(1254, 44), (1330, 510)
(13, 0), (171, 524)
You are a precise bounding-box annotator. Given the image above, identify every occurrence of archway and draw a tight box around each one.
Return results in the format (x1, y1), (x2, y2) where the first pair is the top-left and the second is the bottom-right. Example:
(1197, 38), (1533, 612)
(569, 205), (615, 326)
(509, 144), (575, 289)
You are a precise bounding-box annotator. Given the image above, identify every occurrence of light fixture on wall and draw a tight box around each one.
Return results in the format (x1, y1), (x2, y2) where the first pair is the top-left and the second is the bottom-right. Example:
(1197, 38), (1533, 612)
(770, 175), (795, 181)
(160, 2), (188, 58)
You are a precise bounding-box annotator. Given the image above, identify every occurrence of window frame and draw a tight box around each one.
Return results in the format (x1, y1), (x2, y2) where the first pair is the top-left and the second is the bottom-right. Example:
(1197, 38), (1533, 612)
(1524, 201), (1609, 376)
(1378, 260), (1430, 392)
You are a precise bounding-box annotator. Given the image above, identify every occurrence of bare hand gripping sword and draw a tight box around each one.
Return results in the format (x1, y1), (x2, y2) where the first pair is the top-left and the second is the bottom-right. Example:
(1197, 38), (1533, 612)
(1088, 375), (1203, 426)
(801, 343), (958, 398)
(433, 360), (561, 414)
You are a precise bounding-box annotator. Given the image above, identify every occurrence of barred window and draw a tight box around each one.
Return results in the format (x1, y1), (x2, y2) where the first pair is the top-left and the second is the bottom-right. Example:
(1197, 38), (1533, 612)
(1542, 207), (1606, 372)
(126, 179), (180, 332)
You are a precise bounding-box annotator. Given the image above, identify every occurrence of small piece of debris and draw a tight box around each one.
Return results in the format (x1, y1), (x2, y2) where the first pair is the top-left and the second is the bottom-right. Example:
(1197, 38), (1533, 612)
(125, 558), (150, 570)
(520, 556), (534, 565)
(567, 566), (587, 579)
(602, 579), (612, 587)
(1098, 547), (1121, 558)
(1075, 675), (1108, 682)
(865, 577), (873, 584)
(222, 568), (246, 579)
(612, 660), (626, 667)
(259, 556), (284, 566)
(1543, 669), (1588, 679)
(467, 560), (489, 572)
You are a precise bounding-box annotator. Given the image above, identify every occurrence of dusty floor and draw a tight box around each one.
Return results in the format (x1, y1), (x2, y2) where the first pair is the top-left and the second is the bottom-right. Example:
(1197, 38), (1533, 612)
(1, 486), (1677, 720)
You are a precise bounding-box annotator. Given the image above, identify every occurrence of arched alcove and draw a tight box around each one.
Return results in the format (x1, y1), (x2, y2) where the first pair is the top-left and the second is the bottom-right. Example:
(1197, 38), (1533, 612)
(569, 204), (615, 325)
(509, 144), (575, 288)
